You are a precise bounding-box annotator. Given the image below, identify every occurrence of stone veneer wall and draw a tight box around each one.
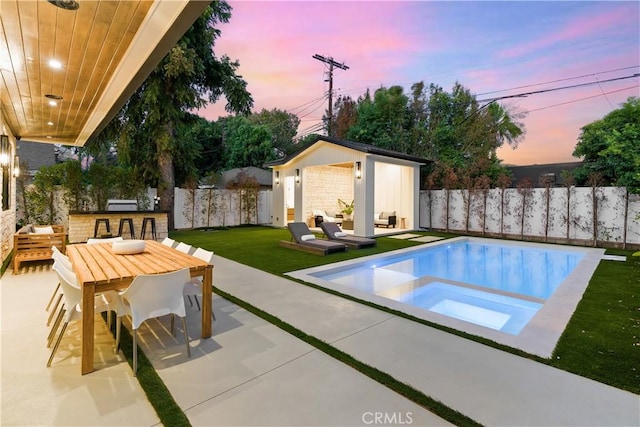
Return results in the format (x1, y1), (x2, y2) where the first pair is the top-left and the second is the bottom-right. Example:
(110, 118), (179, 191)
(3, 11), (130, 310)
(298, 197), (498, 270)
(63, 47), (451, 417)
(68, 212), (168, 243)
(304, 165), (353, 220)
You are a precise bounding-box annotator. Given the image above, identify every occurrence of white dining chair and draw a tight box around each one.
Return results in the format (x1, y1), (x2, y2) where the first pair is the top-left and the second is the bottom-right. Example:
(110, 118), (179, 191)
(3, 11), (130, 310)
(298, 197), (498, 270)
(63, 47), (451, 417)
(87, 236), (124, 245)
(175, 242), (193, 254)
(47, 261), (119, 367)
(46, 246), (72, 326)
(117, 268), (191, 376)
(161, 237), (176, 248)
(183, 247), (216, 320)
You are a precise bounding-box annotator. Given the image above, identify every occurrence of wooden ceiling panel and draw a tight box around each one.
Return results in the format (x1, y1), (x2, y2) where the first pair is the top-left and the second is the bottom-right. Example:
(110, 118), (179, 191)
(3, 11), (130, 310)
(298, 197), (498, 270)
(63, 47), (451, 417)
(1, 0), (207, 145)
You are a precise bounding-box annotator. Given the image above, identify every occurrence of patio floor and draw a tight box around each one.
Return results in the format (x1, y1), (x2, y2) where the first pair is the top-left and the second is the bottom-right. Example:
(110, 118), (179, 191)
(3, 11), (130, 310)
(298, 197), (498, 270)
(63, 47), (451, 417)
(2, 258), (638, 426)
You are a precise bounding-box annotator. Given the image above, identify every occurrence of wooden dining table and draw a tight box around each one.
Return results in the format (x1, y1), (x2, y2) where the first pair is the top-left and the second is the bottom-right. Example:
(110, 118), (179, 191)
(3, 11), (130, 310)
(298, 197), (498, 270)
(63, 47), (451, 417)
(66, 240), (213, 375)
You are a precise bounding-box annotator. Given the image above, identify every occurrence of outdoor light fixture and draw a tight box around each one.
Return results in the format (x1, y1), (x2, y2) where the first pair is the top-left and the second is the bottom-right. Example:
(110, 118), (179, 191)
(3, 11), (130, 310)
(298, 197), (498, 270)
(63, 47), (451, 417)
(355, 161), (362, 179)
(0, 135), (9, 167)
(295, 168), (300, 183)
(275, 170), (280, 185)
(13, 156), (20, 178)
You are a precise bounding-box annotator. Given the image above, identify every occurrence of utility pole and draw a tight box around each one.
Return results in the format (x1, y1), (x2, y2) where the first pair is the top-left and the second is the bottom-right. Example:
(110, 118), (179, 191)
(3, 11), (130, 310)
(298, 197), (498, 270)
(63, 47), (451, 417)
(312, 54), (349, 136)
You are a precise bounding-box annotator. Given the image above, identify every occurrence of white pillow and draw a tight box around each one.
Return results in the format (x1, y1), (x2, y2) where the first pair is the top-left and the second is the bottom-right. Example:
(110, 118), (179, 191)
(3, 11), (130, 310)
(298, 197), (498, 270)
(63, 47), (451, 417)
(112, 240), (146, 254)
(334, 232), (347, 237)
(374, 212), (380, 220)
(34, 226), (55, 234)
(301, 234), (316, 241)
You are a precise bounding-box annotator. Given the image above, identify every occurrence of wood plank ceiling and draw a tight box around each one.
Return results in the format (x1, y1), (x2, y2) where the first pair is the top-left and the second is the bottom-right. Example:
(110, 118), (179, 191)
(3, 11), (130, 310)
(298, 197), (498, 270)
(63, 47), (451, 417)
(0, 0), (207, 147)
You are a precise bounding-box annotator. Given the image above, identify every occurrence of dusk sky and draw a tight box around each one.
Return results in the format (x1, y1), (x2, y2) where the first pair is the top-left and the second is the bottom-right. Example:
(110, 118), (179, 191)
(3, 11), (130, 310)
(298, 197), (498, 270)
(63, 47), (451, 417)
(199, 1), (640, 166)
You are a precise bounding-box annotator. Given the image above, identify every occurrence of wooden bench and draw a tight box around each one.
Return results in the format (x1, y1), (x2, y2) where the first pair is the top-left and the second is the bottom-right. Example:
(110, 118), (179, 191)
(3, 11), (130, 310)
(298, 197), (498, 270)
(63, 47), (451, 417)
(13, 225), (66, 271)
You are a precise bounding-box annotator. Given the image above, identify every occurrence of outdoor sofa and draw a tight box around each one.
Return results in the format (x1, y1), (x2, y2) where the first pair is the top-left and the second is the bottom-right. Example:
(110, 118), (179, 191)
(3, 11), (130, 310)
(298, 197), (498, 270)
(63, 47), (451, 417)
(374, 211), (397, 228)
(13, 224), (66, 271)
(320, 222), (377, 249)
(280, 222), (347, 255)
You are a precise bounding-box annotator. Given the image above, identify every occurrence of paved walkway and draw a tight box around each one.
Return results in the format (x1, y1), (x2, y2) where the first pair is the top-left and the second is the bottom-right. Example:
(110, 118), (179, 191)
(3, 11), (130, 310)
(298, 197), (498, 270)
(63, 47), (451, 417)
(211, 256), (639, 427)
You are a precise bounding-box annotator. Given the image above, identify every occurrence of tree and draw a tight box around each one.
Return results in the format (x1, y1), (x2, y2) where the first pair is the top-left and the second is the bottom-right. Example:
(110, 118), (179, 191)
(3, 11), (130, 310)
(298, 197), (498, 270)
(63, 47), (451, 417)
(346, 86), (411, 152)
(539, 174), (554, 242)
(27, 164), (65, 225)
(516, 177), (533, 240)
(560, 170), (576, 241)
(248, 108), (300, 158)
(331, 95), (358, 139)
(60, 159), (87, 212)
(573, 97), (640, 193)
(112, 2), (253, 230)
(496, 173), (512, 237)
(223, 116), (275, 169)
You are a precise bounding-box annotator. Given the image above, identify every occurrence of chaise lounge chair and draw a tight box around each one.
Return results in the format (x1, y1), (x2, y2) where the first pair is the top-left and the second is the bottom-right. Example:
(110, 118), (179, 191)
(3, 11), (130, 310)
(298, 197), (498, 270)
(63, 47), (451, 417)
(320, 222), (377, 249)
(281, 222), (347, 255)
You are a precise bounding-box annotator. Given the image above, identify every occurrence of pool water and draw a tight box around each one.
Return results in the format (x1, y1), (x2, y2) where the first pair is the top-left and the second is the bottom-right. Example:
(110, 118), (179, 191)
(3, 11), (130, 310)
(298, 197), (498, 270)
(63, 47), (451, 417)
(308, 240), (584, 335)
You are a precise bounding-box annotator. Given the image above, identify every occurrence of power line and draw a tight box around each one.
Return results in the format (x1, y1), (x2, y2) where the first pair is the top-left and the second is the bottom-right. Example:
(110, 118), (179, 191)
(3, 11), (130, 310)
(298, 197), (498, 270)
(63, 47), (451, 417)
(522, 84), (638, 114)
(476, 65), (639, 96)
(476, 73), (640, 103)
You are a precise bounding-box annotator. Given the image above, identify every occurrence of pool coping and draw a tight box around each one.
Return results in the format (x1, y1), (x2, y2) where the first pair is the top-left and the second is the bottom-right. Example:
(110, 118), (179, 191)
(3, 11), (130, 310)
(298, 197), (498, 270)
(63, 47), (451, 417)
(286, 237), (606, 358)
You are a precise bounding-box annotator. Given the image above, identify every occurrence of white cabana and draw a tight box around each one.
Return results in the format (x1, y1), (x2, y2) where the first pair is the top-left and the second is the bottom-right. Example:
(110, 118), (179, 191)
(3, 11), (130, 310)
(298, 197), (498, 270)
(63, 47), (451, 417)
(265, 136), (430, 238)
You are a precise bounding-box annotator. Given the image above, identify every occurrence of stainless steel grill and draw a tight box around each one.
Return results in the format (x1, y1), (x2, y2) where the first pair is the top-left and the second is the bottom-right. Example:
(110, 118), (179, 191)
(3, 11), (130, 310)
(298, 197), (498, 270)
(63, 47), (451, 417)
(106, 199), (138, 211)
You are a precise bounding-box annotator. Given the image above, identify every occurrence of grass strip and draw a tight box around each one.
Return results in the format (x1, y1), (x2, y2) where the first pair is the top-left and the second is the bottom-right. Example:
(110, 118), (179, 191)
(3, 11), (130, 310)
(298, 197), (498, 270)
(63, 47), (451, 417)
(550, 252), (640, 393)
(111, 318), (192, 427)
(212, 286), (483, 427)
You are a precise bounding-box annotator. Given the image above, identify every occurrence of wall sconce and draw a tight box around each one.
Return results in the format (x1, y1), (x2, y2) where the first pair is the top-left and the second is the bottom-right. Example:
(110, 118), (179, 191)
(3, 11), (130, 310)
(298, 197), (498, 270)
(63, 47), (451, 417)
(355, 161), (362, 179)
(295, 168), (300, 183)
(0, 135), (9, 167)
(275, 170), (280, 185)
(13, 156), (20, 178)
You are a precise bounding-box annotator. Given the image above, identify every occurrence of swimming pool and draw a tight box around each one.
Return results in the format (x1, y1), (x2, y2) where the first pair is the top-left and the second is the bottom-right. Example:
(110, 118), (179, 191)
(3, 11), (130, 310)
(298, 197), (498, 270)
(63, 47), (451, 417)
(287, 237), (604, 357)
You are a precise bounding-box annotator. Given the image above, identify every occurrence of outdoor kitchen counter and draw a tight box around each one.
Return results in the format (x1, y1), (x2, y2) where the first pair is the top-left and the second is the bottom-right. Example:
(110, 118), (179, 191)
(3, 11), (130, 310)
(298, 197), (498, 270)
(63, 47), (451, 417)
(67, 211), (169, 243)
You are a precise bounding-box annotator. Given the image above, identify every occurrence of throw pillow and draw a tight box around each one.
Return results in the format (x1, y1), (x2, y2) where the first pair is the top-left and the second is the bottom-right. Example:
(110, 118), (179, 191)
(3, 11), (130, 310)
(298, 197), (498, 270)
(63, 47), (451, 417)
(34, 226), (55, 234)
(334, 232), (347, 237)
(301, 234), (316, 241)
(380, 212), (389, 220)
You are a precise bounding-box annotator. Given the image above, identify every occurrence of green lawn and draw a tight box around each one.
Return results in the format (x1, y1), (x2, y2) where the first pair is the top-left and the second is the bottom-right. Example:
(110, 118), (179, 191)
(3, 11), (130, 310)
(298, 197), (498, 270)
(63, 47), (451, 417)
(171, 225), (639, 395)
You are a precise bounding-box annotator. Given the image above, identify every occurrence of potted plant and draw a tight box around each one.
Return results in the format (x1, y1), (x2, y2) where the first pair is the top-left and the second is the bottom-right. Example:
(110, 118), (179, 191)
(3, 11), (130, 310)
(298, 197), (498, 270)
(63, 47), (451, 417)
(338, 198), (354, 219)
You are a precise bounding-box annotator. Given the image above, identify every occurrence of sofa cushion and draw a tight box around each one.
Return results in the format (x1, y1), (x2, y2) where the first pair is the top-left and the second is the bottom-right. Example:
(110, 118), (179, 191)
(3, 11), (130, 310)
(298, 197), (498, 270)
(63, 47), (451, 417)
(18, 224), (34, 234)
(379, 212), (388, 220)
(33, 226), (55, 234)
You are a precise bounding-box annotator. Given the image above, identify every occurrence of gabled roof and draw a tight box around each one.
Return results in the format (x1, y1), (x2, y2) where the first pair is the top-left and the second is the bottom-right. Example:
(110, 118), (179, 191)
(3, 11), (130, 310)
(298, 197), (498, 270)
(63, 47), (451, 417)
(264, 135), (431, 167)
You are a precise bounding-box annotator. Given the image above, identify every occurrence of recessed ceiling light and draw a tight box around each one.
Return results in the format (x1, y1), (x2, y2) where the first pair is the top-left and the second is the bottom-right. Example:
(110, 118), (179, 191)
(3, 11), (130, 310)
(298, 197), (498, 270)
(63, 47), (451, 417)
(47, 136), (53, 139)
(49, 59), (62, 69)
(48, 100), (58, 107)
(47, 0), (79, 11)
(47, 121), (54, 126)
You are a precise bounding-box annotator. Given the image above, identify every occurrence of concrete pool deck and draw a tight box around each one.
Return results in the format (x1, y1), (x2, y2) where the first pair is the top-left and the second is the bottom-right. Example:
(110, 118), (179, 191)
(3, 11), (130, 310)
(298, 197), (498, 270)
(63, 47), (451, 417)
(2, 256), (638, 426)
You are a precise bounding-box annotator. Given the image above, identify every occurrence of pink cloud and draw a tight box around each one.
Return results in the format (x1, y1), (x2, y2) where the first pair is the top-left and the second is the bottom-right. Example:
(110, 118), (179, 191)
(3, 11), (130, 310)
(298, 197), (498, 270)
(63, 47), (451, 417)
(499, 4), (637, 59)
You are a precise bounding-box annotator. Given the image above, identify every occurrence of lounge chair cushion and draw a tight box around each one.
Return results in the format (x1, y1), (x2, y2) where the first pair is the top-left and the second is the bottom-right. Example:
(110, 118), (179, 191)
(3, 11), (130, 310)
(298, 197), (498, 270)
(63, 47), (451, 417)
(301, 234), (316, 241)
